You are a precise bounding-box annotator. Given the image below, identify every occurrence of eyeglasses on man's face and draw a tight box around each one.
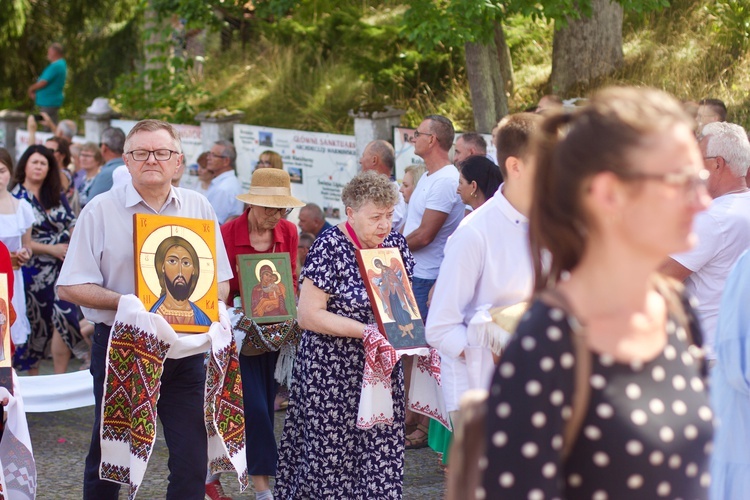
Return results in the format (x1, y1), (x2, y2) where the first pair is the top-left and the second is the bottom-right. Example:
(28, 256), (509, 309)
(127, 149), (179, 161)
(413, 130), (433, 139)
(263, 207), (294, 216)
(208, 152), (228, 159)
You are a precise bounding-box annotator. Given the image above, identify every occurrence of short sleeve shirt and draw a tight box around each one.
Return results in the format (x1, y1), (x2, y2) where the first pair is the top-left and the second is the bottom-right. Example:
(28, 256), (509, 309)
(36, 59), (67, 107)
(671, 191), (750, 355)
(301, 226), (414, 325)
(402, 165), (464, 279)
(57, 183), (233, 325)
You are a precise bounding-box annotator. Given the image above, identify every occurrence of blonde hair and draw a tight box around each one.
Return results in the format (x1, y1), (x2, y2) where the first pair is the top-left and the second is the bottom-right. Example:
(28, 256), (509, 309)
(404, 164), (426, 185)
(259, 150), (283, 169)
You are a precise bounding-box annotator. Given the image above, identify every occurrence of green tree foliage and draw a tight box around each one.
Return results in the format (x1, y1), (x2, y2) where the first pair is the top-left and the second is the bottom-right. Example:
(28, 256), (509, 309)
(401, 0), (671, 53)
(0, 0), (140, 118)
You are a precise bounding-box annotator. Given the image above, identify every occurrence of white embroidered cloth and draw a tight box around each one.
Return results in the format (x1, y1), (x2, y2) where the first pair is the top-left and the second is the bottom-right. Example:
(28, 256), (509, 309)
(99, 295), (247, 499)
(0, 371), (36, 499)
(357, 324), (451, 431)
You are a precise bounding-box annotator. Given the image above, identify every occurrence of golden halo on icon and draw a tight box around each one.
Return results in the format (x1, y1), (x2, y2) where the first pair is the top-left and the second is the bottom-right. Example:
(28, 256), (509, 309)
(139, 225), (215, 302)
(254, 259), (282, 284)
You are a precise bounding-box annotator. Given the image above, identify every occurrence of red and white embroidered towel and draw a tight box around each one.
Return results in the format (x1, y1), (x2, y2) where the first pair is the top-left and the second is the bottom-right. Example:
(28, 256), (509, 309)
(100, 295), (247, 499)
(357, 324), (451, 431)
(0, 371), (36, 499)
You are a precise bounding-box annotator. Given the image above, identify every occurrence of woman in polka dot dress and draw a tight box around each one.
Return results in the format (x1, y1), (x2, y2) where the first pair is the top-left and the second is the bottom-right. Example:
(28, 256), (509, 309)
(481, 87), (714, 500)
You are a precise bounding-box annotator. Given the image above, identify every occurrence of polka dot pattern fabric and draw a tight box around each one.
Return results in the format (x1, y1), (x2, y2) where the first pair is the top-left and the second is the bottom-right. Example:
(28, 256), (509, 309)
(480, 298), (713, 500)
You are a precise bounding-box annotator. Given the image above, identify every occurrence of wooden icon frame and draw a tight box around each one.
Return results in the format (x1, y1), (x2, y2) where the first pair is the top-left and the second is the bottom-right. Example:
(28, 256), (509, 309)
(237, 253), (297, 324)
(133, 213), (219, 333)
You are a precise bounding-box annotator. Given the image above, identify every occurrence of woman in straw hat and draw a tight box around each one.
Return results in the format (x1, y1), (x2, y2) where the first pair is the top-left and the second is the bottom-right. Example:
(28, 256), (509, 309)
(275, 170), (413, 498)
(206, 168), (304, 500)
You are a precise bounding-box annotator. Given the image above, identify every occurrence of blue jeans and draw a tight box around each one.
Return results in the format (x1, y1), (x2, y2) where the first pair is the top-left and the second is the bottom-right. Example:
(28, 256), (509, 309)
(412, 277), (436, 325)
(84, 323), (208, 500)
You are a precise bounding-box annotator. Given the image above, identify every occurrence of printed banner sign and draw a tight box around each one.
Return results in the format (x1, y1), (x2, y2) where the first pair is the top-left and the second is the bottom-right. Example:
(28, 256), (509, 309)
(234, 124), (358, 225)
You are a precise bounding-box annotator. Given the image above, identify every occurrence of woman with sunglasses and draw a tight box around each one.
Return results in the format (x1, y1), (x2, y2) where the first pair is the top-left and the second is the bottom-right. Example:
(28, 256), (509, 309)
(207, 168), (305, 500)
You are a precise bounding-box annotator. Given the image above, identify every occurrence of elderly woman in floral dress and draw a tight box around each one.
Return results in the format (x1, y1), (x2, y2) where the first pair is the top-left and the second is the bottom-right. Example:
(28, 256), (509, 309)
(275, 170), (414, 498)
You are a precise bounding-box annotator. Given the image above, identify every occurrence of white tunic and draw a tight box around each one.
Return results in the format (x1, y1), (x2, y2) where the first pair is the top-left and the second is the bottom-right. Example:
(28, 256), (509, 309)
(426, 186), (533, 411)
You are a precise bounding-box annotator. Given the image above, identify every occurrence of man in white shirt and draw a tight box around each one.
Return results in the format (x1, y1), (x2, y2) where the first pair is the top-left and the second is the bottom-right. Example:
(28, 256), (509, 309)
(427, 113), (540, 415)
(359, 139), (407, 231)
(206, 140), (244, 223)
(662, 121), (750, 358)
(403, 115), (465, 319)
(57, 119), (233, 499)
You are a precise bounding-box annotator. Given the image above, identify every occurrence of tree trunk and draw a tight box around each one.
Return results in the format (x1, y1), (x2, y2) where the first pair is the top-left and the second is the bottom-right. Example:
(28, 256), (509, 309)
(465, 37), (509, 133)
(494, 24), (514, 97)
(550, 0), (623, 95)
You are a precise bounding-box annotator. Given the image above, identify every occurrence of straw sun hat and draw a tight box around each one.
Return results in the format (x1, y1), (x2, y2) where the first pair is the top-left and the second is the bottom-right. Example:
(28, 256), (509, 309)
(236, 168), (305, 208)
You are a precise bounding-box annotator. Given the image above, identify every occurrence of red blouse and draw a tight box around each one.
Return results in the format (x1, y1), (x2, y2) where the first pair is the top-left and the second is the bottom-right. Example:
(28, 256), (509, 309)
(220, 208), (299, 303)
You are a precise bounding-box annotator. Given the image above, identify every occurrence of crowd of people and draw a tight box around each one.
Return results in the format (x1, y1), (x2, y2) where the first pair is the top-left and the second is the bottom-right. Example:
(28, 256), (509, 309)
(3, 71), (750, 500)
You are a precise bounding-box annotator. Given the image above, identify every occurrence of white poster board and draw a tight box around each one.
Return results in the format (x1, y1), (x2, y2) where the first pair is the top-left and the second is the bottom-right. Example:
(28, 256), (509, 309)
(14, 130), (85, 162)
(234, 124), (358, 224)
(393, 127), (496, 182)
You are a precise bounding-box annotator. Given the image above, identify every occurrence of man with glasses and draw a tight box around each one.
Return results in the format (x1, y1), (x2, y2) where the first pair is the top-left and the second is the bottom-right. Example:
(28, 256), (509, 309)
(86, 127), (126, 200)
(404, 115), (464, 320)
(662, 121), (750, 360)
(401, 115), (464, 450)
(57, 119), (233, 500)
(206, 140), (244, 224)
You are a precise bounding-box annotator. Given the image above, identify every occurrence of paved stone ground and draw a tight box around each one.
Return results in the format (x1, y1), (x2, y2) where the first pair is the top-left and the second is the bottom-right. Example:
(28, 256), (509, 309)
(24, 360), (446, 499)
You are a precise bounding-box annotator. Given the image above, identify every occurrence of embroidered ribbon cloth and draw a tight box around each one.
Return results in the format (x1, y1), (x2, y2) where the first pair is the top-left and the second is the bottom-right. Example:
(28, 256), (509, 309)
(465, 303), (528, 389)
(0, 371), (36, 499)
(100, 295), (247, 499)
(357, 324), (451, 431)
(228, 308), (301, 387)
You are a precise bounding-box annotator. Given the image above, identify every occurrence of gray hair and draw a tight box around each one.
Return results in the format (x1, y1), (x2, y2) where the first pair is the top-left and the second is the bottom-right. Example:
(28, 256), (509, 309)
(404, 164), (426, 185)
(124, 120), (181, 154)
(342, 170), (398, 211)
(214, 140), (237, 168)
(703, 122), (750, 177)
(366, 140), (395, 173)
(425, 115), (455, 151)
(101, 127), (126, 155)
(459, 132), (487, 154)
(301, 203), (324, 221)
(57, 120), (77, 140)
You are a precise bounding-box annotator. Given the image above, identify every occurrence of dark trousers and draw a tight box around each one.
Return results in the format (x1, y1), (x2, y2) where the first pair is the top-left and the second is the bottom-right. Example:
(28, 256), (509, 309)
(84, 323), (208, 500)
(38, 106), (59, 129)
(240, 350), (279, 476)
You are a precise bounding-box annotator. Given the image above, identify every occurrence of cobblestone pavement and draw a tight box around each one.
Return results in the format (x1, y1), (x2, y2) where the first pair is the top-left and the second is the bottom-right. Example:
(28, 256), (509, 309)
(25, 361), (446, 499)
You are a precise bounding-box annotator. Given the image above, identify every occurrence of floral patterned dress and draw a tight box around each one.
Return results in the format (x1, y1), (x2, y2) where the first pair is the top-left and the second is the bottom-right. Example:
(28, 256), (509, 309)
(275, 226), (414, 499)
(11, 184), (84, 370)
